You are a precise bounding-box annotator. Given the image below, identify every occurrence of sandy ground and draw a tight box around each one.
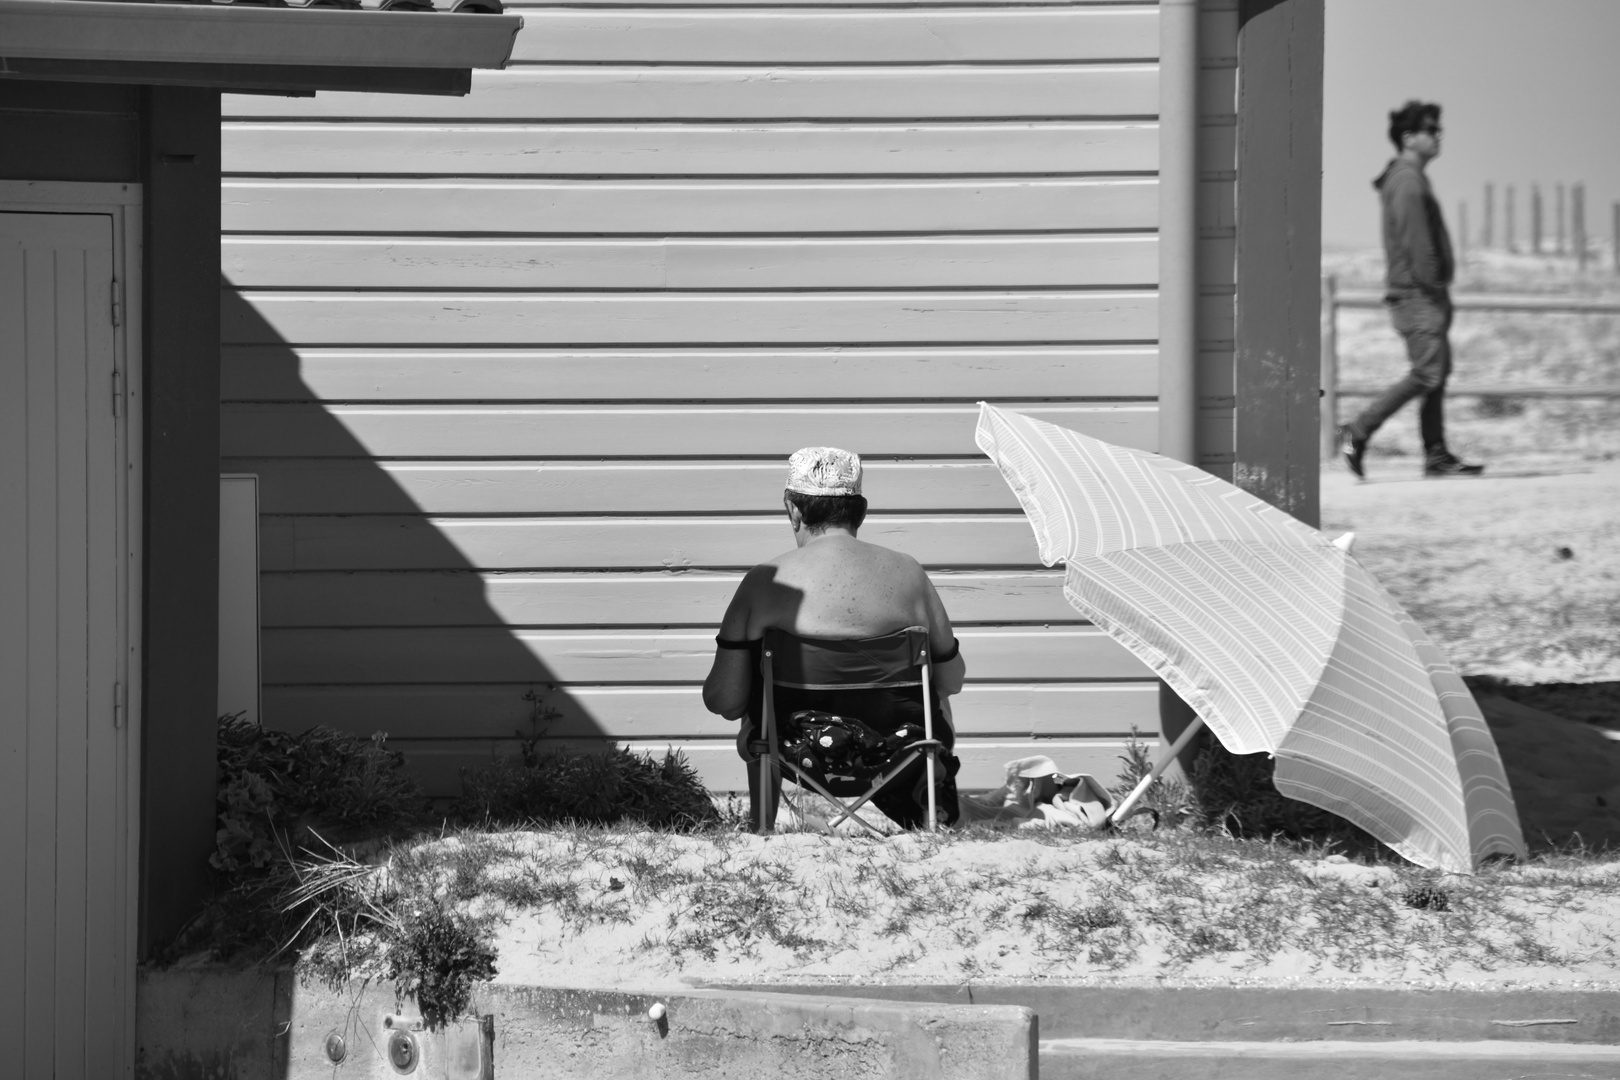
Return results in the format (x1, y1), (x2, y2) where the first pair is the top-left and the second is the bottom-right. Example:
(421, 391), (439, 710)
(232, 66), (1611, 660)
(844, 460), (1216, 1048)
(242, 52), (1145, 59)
(467, 689), (1620, 991)
(1320, 461), (1620, 684)
(469, 827), (1620, 995)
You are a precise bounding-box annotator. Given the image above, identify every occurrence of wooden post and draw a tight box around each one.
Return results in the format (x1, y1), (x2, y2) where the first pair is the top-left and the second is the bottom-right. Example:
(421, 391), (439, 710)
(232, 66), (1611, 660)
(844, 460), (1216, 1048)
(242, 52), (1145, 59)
(139, 85), (224, 959)
(1506, 185), (1516, 252)
(1548, 184), (1561, 257)
(1574, 183), (1587, 273)
(1234, 0), (1325, 527)
(1320, 274), (1338, 461)
(1156, 0), (1199, 466)
(1556, 183), (1566, 255)
(1531, 184), (1543, 254)
(1483, 182), (1494, 249)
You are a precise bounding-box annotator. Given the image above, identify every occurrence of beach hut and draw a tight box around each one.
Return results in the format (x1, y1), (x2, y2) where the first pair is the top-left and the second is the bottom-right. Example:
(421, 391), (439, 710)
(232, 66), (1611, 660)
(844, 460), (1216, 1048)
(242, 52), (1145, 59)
(220, 0), (1325, 803)
(0, 2), (518, 1069)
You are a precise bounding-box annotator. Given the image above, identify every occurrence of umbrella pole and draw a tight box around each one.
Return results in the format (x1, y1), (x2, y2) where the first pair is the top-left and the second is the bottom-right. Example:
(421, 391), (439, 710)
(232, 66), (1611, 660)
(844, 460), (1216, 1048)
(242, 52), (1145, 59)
(1105, 715), (1205, 826)
(921, 645), (936, 832)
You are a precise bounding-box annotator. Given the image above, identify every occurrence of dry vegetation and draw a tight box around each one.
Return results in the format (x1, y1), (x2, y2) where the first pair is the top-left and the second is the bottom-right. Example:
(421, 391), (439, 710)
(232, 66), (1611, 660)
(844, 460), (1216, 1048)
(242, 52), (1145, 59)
(290, 823), (1620, 994)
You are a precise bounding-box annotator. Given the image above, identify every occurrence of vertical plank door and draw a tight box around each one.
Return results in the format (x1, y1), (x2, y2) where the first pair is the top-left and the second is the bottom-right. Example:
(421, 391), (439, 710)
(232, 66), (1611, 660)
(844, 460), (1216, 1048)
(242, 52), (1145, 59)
(0, 212), (129, 1080)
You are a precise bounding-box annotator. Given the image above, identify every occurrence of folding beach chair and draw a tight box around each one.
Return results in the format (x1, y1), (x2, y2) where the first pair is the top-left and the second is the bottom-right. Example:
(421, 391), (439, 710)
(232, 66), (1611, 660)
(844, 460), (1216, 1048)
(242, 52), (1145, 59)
(742, 626), (951, 835)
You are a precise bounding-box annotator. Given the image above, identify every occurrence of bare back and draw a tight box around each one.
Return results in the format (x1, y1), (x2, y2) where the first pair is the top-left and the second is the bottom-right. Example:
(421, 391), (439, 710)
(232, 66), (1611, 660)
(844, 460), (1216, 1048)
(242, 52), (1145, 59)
(742, 535), (937, 640)
(703, 523), (965, 721)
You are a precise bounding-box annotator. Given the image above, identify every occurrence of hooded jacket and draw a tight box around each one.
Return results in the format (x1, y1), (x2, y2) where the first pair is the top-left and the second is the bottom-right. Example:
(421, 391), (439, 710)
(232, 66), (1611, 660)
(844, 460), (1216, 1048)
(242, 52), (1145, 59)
(1375, 157), (1453, 298)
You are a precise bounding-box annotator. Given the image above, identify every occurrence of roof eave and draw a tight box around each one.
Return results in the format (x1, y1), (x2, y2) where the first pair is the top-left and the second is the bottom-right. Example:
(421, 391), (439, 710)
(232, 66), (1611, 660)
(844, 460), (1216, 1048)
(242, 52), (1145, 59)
(0, 0), (521, 95)
(0, 55), (472, 96)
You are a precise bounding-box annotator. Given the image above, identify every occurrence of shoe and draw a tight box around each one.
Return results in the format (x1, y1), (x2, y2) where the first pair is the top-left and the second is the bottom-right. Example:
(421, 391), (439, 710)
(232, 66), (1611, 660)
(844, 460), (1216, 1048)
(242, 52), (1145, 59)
(1338, 425), (1367, 479)
(1424, 454), (1485, 478)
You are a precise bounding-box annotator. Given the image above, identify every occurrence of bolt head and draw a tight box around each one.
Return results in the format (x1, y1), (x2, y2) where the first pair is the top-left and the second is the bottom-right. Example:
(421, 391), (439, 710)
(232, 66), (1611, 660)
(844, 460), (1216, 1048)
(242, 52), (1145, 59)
(324, 1032), (347, 1063)
(388, 1030), (418, 1073)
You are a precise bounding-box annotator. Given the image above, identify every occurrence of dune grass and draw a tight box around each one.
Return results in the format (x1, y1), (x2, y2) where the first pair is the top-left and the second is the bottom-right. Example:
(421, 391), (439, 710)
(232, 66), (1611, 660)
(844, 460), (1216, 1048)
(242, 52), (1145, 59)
(279, 817), (1620, 996)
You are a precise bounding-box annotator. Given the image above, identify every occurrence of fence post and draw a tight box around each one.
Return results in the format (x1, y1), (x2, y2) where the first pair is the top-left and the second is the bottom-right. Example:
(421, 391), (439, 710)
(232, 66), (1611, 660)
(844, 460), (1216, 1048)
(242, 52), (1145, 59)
(1507, 185), (1517, 252)
(1574, 183), (1587, 273)
(1483, 182), (1494, 249)
(1320, 275), (1338, 461)
(1457, 200), (1468, 264)
(1556, 183), (1566, 255)
(1614, 201), (1619, 274)
(1531, 184), (1543, 254)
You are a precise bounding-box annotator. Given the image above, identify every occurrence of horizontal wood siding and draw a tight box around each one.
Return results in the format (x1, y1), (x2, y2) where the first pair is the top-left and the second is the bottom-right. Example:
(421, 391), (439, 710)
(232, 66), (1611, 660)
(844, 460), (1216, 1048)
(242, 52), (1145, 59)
(222, 403), (1159, 457)
(222, 122), (1158, 177)
(503, 8), (1157, 63)
(221, 66), (1158, 121)
(223, 236), (1158, 290)
(221, 1), (1173, 796)
(221, 178), (1158, 233)
(222, 346), (1159, 401)
(258, 570), (1081, 627)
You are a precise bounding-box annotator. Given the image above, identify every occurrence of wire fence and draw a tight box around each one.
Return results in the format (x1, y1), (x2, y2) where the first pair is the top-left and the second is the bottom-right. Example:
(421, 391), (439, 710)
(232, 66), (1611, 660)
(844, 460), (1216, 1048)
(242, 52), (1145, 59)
(1318, 277), (1620, 458)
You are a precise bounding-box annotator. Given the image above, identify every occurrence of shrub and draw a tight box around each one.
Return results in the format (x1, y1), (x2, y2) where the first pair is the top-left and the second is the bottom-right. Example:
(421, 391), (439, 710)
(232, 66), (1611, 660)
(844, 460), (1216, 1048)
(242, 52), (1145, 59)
(457, 745), (718, 830)
(1187, 741), (1375, 850)
(387, 904), (497, 1031)
(1107, 727), (1194, 827)
(212, 714), (425, 877)
(173, 717), (424, 963)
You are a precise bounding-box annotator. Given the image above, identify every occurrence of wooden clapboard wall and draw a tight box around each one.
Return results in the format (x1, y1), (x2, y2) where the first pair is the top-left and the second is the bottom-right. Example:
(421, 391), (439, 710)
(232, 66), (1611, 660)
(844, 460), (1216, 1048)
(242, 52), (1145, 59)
(221, 0), (1239, 796)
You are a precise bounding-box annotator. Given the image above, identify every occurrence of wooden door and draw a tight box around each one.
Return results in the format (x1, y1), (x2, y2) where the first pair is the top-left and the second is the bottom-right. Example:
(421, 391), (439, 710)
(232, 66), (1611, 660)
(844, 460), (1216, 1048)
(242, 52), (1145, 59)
(0, 211), (132, 1080)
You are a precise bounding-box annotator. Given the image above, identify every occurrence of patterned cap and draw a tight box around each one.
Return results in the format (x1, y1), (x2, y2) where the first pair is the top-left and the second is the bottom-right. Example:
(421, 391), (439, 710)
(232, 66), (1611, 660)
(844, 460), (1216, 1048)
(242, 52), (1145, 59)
(785, 446), (863, 496)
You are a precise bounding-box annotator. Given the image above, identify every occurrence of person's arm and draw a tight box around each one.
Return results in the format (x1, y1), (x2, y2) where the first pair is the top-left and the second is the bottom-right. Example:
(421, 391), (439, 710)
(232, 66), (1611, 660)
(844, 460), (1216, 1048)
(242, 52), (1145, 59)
(919, 568), (966, 697)
(1389, 172), (1445, 293)
(702, 568), (763, 720)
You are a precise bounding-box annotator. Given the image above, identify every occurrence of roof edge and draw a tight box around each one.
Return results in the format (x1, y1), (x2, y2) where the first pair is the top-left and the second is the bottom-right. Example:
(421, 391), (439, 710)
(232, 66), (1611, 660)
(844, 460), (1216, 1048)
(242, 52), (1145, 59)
(0, 0), (520, 72)
(0, 56), (474, 95)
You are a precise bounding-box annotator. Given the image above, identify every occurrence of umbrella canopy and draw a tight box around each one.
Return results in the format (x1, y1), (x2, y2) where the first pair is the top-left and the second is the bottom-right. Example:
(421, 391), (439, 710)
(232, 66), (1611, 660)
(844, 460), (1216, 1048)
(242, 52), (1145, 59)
(975, 403), (1525, 872)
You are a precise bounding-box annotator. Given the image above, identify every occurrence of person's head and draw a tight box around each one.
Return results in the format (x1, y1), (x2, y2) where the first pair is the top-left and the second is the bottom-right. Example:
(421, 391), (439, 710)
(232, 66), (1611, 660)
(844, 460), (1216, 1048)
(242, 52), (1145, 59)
(1388, 100), (1443, 162)
(783, 446), (867, 535)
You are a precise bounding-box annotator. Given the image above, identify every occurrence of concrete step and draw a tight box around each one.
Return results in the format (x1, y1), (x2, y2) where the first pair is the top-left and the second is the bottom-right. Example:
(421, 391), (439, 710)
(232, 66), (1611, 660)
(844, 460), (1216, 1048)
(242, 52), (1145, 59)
(1040, 1037), (1620, 1080)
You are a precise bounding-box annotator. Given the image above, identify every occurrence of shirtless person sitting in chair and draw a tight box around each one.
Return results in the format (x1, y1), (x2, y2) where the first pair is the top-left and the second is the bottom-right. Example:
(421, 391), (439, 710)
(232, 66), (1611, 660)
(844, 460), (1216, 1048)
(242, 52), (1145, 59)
(702, 446), (967, 830)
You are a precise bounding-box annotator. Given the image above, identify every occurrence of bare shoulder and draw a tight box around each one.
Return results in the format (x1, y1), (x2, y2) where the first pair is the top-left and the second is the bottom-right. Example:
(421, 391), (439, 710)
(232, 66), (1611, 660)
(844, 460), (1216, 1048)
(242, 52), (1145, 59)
(862, 541), (937, 609)
(872, 541), (929, 580)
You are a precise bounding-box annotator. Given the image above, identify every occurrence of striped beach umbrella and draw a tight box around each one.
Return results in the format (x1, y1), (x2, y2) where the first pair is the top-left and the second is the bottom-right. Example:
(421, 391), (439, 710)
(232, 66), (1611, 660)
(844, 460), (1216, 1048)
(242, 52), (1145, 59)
(975, 403), (1525, 873)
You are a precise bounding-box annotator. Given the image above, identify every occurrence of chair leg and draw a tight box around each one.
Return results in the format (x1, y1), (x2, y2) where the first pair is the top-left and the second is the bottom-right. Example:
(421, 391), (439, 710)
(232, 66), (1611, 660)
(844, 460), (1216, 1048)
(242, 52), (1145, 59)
(827, 749), (928, 829)
(777, 761), (887, 839)
(922, 653), (937, 831)
(747, 755), (782, 833)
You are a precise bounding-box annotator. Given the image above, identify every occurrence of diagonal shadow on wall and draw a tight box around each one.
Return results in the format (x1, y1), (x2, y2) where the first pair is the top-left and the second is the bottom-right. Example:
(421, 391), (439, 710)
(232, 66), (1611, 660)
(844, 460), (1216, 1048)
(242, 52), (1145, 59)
(219, 281), (609, 799)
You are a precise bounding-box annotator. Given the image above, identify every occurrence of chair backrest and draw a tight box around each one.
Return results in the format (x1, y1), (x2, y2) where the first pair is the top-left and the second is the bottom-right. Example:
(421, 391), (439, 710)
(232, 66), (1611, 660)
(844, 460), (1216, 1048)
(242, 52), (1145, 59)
(760, 626), (930, 690)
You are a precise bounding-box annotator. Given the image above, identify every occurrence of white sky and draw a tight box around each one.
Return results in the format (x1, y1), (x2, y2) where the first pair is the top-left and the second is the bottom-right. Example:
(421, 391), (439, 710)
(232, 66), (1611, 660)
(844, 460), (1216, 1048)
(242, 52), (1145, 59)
(1322, 0), (1620, 250)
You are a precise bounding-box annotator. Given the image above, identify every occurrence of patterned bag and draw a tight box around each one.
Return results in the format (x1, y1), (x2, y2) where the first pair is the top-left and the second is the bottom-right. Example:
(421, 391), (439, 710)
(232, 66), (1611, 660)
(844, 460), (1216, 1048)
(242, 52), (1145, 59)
(777, 710), (925, 787)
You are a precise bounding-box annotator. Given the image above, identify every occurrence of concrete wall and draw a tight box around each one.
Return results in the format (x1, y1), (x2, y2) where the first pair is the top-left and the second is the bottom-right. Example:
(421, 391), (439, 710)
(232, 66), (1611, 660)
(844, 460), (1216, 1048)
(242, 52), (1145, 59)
(136, 968), (1036, 1080)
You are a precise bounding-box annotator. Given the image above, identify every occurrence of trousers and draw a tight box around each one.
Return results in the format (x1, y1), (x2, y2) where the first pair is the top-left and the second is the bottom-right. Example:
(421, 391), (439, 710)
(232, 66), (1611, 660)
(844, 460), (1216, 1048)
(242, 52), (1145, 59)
(1349, 293), (1453, 460)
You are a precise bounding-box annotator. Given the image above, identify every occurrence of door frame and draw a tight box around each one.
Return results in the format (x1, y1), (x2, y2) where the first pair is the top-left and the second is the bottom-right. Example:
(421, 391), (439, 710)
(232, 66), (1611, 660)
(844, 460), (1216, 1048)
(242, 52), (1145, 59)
(0, 179), (143, 1075)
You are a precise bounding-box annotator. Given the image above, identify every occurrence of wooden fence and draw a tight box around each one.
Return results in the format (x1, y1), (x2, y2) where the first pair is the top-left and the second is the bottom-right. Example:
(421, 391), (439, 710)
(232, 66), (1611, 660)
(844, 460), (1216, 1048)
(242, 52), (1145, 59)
(1319, 277), (1620, 458)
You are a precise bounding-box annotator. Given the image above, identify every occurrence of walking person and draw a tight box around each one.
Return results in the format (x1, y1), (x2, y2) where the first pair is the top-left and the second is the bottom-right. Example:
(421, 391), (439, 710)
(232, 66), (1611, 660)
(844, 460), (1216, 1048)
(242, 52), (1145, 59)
(1340, 100), (1483, 480)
